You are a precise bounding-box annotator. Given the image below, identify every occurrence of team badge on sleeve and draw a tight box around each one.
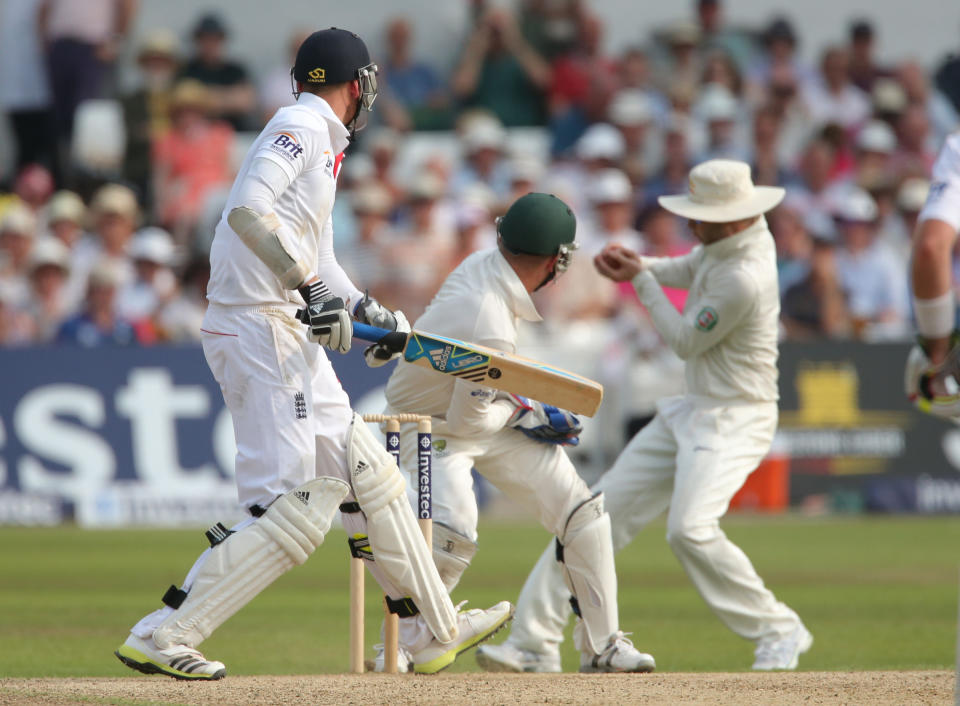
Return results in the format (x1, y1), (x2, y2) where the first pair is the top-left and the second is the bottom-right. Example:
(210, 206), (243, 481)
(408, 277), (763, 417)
(695, 306), (718, 332)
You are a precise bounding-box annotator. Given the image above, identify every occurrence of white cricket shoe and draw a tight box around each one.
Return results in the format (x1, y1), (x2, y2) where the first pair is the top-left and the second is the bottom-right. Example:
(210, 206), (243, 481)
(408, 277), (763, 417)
(412, 600), (514, 674)
(475, 642), (562, 673)
(370, 642), (414, 673)
(115, 634), (226, 680)
(580, 631), (656, 673)
(752, 624), (813, 670)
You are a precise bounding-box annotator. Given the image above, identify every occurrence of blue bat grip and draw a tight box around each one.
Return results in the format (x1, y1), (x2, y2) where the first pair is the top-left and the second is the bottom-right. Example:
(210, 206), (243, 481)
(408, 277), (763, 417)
(352, 321), (391, 342)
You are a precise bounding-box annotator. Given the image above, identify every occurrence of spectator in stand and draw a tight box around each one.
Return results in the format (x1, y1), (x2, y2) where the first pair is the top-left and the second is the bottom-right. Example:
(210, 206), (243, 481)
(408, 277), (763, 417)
(694, 0), (755, 71)
(853, 120), (897, 181)
(643, 113), (692, 209)
(765, 63), (814, 167)
(56, 259), (150, 346)
(378, 17), (451, 131)
(751, 105), (792, 187)
(701, 49), (743, 99)
(39, 0), (136, 179)
(847, 19), (891, 93)
(337, 182), (395, 296)
(0, 283), (34, 345)
(178, 13), (254, 130)
(451, 6), (551, 127)
(655, 21), (702, 93)
(43, 190), (86, 248)
(608, 89), (658, 185)
(547, 12), (618, 152)
(0, 203), (37, 306)
(366, 129), (403, 204)
(155, 256), (209, 342)
(934, 31), (960, 114)
(769, 198), (814, 294)
(516, 0), (580, 61)
(897, 61), (959, 146)
(801, 46), (871, 131)
(890, 103), (936, 178)
(257, 30), (308, 125)
(745, 17), (814, 104)
(0, 0), (54, 172)
(694, 84), (749, 163)
(13, 164), (55, 214)
(116, 226), (178, 322)
(781, 235), (851, 339)
(550, 122), (625, 216)
(72, 183), (138, 296)
(833, 188), (908, 339)
(450, 115), (511, 199)
(616, 47), (670, 124)
(22, 236), (72, 340)
(152, 80), (234, 243)
(121, 30), (180, 210)
(871, 77), (908, 128)
(504, 155), (544, 210)
(896, 177), (930, 246)
(785, 137), (844, 228)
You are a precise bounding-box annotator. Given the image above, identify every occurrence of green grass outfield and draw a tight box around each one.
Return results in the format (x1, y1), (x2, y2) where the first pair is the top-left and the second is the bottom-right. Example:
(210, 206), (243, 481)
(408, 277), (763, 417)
(1, 515), (957, 677)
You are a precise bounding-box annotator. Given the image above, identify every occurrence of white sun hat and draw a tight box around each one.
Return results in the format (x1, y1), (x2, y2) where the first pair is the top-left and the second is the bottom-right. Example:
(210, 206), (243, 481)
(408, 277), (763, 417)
(658, 160), (784, 222)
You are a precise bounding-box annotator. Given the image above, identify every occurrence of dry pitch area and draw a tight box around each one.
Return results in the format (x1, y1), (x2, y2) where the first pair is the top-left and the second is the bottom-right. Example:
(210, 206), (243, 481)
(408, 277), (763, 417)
(0, 671), (953, 706)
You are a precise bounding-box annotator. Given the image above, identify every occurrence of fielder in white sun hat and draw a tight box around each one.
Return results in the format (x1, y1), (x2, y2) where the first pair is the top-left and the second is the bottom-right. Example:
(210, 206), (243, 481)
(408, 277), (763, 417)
(658, 159), (785, 223)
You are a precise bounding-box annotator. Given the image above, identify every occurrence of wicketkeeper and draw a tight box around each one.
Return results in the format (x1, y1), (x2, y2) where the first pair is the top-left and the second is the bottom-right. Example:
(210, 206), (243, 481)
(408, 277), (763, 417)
(380, 193), (656, 673)
(114, 28), (511, 681)
(479, 160), (814, 672)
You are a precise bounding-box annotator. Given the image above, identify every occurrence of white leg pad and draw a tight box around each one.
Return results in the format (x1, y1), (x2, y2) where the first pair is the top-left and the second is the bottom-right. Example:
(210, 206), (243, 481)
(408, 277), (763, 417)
(348, 413), (458, 643)
(557, 492), (619, 655)
(152, 476), (349, 649)
(432, 521), (478, 593)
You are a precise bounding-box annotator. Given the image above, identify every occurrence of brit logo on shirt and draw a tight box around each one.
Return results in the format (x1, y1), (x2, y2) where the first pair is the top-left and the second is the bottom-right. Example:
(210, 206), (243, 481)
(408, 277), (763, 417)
(268, 131), (304, 161)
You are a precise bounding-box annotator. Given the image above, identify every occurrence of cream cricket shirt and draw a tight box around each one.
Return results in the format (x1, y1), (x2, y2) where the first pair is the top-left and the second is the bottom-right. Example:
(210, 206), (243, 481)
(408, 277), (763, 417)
(207, 93), (363, 309)
(919, 132), (960, 230)
(633, 217), (780, 402)
(385, 248), (541, 436)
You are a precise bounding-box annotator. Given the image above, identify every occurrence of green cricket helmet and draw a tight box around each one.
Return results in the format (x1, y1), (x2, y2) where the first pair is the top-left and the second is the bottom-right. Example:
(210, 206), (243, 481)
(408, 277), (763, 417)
(497, 193), (578, 281)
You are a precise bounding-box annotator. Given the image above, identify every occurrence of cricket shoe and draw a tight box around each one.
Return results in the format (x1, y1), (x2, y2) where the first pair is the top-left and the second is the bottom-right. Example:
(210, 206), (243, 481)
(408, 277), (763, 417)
(368, 643), (414, 673)
(115, 634), (226, 680)
(580, 631), (656, 673)
(752, 624), (813, 670)
(475, 642), (562, 673)
(412, 600), (514, 674)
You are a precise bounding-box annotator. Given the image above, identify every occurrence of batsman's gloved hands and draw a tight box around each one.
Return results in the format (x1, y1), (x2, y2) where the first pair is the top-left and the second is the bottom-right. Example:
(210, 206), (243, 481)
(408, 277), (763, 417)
(905, 335), (960, 420)
(354, 293), (410, 367)
(297, 278), (351, 353)
(504, 393), (582, 446)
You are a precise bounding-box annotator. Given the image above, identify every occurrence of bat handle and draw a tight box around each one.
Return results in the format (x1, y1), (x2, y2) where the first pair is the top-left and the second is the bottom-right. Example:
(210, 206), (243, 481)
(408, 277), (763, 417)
(295, 309), (393, 343)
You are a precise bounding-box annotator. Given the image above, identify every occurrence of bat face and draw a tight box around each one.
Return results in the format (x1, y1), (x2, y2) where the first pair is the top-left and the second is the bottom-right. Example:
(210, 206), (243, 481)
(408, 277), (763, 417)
(403, 332), (493, 383)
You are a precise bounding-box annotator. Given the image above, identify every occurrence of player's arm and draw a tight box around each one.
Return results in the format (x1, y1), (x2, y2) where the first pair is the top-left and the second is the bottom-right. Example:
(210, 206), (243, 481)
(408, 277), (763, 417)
(443, 334), (517, 437)
(228, 153), (349, 352)
(596, 246), (752, 359)
(636, 246), (702, 289)
(911, 219), (957, 363)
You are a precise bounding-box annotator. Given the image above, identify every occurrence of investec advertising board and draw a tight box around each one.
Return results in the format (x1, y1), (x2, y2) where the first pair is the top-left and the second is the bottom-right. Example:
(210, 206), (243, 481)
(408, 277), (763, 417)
(1, 341), (958, 525)
(0, 345), (388, 526)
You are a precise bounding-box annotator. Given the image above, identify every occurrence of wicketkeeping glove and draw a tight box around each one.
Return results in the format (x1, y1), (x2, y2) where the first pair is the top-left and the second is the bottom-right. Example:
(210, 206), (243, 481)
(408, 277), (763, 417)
(297, 280), (351, 353)
(504, 393), (582, 445)
(354, 293), (410, 367)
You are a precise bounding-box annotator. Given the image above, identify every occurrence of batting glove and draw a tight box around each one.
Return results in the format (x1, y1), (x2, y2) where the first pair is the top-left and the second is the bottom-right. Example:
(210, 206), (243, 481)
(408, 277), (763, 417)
(298, 279), (352, 353)
(505, 393), (582, 446)
(354, 293), (410, 367)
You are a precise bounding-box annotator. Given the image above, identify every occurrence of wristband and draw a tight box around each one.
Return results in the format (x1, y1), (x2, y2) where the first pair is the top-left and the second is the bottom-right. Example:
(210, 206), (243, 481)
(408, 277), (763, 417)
(914, 291), (955, 338)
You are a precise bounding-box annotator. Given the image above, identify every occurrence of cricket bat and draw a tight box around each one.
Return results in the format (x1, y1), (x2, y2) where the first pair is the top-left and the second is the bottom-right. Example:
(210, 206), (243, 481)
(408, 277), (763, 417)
(352, 322), (603, 417)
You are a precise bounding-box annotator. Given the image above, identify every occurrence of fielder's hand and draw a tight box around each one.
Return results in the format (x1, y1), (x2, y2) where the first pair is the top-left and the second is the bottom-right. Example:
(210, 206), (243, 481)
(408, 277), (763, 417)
(354, 293), (410, 367)
(594, 244), (642, 282)
(298, 279), (352, 353)
(504, 393), (582, 446)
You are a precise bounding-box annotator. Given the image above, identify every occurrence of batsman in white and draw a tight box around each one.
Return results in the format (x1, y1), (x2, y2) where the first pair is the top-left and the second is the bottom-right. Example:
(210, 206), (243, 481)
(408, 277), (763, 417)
(381, 193), (656, 674)
(904, 132), (960, 416)
(114, 28), (511, 681)
(478, 160), (814, 672)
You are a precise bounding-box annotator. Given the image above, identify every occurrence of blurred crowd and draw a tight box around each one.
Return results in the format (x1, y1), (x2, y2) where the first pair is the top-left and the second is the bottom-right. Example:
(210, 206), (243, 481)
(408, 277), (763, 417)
(1, 0), (959, 349)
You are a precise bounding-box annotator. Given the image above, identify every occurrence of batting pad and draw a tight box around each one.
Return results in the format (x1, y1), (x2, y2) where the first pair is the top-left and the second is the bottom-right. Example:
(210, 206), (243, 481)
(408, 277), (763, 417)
(153, 476), (349, 649)
(558, 493), (619, 655)
(347, 413), (459, 643)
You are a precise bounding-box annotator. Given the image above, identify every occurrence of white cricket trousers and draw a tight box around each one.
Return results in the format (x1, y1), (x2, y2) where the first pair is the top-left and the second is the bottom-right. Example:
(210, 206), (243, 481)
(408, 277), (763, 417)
(507, 395), (802, 655)
(130, 304), (411, 640)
